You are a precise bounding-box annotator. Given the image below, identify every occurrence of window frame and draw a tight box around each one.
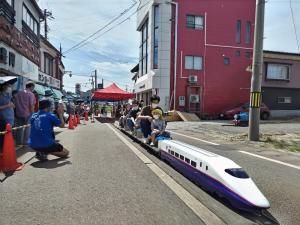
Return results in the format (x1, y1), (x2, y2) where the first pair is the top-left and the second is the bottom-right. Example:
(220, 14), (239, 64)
(44, 53), (54, 76)
(9, 52), (15, 67)
(153, 5), (159, 69)
(22, 4), (39, 36)
(186, 15), (204, 30)
(224, 57), (230, 65)
(0, 48), (8, 64)
(185, 56), (203, 70)
(265, 62), (290, 81)
(277, 97), (292, 104)
(245, 21), (252, 44)
(139, 20), (149, 76)
(236, 20), (241, 44)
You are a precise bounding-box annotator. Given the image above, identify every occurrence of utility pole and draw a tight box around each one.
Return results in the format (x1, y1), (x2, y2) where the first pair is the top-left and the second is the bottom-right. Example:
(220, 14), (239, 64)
(249, 0), (266, 141)
(44, 9), (54, 40)
(94, 70), (98, 90)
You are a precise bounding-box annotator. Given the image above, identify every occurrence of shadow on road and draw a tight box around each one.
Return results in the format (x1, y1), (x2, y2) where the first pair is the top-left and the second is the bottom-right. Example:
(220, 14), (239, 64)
(95, 117), (116, 124)
(31, 158), (71, 169)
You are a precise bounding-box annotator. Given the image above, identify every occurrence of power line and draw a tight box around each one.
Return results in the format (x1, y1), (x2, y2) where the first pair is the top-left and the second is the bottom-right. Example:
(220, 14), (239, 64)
(289, 0), (300, 53)
(63, 1), (138, 55)
(63, 0), (152, 55)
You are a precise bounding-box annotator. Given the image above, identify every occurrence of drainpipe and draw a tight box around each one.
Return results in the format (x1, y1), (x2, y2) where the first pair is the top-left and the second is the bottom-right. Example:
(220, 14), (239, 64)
(166, 1), (178, 111)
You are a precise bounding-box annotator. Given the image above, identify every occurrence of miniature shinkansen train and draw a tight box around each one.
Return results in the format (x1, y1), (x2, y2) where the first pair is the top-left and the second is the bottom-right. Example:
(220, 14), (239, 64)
(120, 128), (270, 212)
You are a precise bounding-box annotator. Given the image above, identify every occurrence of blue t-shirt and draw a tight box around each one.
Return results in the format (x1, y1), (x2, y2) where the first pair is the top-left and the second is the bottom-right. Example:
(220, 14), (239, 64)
(29, 111), (61, 149)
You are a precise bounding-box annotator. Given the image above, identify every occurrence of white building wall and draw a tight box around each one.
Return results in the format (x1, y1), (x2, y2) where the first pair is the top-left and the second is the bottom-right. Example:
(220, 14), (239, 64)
(135, 0), (172, 112)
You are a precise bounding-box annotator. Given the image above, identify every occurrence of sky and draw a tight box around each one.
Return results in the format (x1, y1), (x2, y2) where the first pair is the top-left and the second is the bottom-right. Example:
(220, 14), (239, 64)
(37, 0), (300, 93)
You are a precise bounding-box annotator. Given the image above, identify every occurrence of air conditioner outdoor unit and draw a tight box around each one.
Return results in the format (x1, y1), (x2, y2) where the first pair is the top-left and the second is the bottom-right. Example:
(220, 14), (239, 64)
(190, 94), (200, 103)
(188, 75), (198, 83)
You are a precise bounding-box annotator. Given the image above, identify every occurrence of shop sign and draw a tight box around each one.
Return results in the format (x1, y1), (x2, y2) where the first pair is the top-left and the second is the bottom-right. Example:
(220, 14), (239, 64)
(38, 72), (61, 89)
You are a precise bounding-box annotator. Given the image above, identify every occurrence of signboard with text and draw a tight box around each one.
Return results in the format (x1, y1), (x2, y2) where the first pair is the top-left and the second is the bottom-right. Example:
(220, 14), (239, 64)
(38, 72), (61, 89)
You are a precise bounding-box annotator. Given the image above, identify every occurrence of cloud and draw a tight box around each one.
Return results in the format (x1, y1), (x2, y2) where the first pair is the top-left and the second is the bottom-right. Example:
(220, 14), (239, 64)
(38, 0), (300, 92)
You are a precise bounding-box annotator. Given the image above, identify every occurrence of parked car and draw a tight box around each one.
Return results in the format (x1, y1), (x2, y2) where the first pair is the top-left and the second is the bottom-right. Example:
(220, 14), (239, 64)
(220, 103), (270, 120)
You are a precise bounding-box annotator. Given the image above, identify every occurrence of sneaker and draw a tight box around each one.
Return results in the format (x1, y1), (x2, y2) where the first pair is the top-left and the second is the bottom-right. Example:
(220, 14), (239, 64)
(150, 142), (155, 146)
(35, 152), (48, 162)
(143, 138), (148, 144)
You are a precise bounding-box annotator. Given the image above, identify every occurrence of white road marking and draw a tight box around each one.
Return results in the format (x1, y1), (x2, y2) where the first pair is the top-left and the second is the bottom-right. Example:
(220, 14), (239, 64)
(107, 124), (225, 225)
(168, 131), (220, 146)
(239, 151), (300, 170)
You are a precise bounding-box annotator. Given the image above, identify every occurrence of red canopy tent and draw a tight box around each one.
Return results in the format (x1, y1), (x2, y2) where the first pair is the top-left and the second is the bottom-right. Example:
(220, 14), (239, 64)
(91, 83), (135, 101)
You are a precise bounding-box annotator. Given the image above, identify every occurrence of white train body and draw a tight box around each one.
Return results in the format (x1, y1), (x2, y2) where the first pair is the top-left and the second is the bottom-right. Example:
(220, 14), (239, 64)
(158, 140), (270, 211)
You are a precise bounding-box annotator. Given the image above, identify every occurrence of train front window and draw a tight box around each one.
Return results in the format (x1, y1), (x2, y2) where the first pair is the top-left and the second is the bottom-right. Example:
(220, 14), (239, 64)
(225, 168), (249, 179)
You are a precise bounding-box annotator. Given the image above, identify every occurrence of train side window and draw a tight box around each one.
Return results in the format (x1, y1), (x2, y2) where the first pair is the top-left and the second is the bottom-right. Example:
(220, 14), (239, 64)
(180, 155), (184, 160)
(185, 158), (190, 164)
(200, 162), (202, 167)
(168, 150), (170, 153)
(206, 166), (208, 171)
(171, 151), (174, 155)
(175, 152), (179, 158)
(191, 161), (197, 167)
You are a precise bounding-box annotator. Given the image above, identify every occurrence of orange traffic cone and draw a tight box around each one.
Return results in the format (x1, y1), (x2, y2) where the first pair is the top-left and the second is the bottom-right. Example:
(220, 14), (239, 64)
(73, 115), (77, 127)
(77, 115), (81, 124)
(68, 115), (74, 130)
(0, 124), (24, 172)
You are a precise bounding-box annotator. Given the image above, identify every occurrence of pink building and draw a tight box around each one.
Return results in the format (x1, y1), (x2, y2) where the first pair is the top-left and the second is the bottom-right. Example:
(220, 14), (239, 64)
(133, 0), (256, 117)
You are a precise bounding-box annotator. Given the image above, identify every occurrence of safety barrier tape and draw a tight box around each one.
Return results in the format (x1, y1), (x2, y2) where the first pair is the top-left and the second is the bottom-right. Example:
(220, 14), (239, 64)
(0, 124), (31, 136)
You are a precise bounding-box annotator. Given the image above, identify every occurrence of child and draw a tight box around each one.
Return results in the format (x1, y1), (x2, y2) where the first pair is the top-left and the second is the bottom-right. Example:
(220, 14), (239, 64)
(150, 108), (166, 146)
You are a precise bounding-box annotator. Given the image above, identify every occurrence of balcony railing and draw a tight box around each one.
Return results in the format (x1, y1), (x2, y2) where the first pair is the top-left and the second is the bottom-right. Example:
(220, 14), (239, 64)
(0, 0), (16, 24)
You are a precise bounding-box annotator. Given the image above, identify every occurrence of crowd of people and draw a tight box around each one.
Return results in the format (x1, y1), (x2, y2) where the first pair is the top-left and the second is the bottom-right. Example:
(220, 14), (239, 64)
(0, 79), (82, 161)
(117, 95), (170, 146)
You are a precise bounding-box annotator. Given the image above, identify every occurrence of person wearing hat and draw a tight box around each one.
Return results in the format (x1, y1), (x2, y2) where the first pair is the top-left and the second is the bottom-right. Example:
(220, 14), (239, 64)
(14, 81), (36, 146)
(29, 99), (69, 161)
(150, 108), (166, 146)
(42, 89), (55, 112)
(0, 76), (17, 150)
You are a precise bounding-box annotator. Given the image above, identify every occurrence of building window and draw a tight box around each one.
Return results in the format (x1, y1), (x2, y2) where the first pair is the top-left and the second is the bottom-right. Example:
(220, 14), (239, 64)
(266, 63), (289, 80)
(224, 57), (230, 65)
(235, 50), (241, 57)
(236, 20), (241, 44)
(0, 48), (8, 64)
(153, 5), (159, 69)
(186, 15), (204, 30)
(139, 20), (148, 76)
(44, 54), (54, 76)
(9, 52), (15, 67)
(185, 56), (202, 70)
(246, 51), (252, 59)
(246, 21), (252, 44)
(278, 97), (292, 104)
(22, 4), (39, 35)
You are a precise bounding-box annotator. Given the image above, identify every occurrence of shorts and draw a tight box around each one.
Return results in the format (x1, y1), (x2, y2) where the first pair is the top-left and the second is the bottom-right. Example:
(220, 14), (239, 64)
(33, 143), (64, 154)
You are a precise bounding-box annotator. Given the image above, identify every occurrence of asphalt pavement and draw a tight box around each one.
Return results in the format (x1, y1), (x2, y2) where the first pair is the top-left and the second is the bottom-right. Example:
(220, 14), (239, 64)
(0, 122), (204, 225)
(0, 120), (299, 225)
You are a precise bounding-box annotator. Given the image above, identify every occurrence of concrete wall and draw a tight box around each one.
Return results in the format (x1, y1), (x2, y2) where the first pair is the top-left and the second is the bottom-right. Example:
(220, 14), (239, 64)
(135, 0), (172, 111)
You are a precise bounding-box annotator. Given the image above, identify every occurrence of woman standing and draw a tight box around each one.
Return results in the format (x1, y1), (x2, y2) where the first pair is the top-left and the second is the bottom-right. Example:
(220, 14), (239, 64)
(0, 76), (17, 150)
